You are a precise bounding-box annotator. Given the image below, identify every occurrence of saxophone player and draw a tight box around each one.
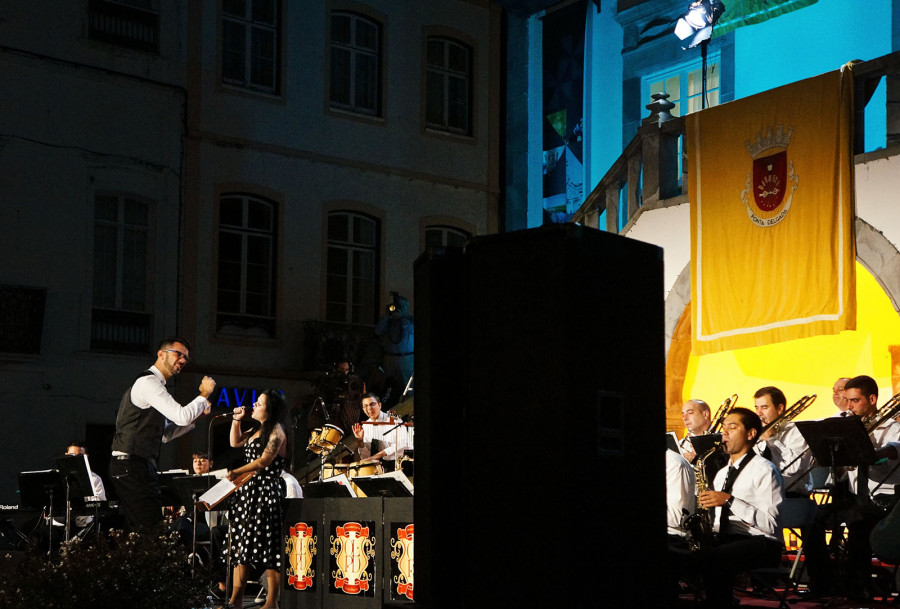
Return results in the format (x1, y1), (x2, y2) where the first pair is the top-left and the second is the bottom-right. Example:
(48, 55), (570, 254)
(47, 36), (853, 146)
(697, 407), (784, 608)
(753, 386), (813, 495)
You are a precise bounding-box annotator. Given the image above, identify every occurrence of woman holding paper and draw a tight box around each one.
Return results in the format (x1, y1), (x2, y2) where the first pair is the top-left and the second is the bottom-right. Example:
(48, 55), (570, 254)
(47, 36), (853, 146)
(223, 389), (290, 609)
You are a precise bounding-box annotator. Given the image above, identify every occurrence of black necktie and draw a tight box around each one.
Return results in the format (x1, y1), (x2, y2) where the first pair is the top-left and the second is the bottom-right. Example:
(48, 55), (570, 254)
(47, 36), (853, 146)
(761, 444), (773, 461)
(718, 466), (740, 535)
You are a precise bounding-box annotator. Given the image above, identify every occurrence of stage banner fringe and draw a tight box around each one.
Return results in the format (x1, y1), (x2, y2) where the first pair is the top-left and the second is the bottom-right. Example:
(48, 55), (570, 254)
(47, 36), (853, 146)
(688, 67), (856, 355)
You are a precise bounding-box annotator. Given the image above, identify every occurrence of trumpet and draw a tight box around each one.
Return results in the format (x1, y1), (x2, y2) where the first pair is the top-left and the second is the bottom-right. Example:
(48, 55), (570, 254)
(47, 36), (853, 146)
(709, 394), (738, 434)
(760, 394), (817, 437)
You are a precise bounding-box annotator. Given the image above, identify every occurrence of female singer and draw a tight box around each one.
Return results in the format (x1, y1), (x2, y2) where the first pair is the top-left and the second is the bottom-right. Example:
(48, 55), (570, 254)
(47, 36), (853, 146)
(224, 389), (290, 609)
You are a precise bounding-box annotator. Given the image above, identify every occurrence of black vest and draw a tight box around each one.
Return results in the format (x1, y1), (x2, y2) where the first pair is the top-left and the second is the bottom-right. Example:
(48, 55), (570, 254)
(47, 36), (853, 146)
(111, 370), (166, 463)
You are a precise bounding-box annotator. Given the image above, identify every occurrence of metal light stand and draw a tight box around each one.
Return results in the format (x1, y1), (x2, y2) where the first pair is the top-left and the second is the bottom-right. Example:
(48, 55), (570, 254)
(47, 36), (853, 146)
(46, 487), (55, 562)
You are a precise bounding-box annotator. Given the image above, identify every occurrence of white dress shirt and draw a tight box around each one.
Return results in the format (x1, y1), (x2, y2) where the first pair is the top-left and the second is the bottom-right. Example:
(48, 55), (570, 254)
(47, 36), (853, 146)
(666, 449), (697, 536)
(847, 418), (900, 496)
(713, 452), (784, 542)
(755, 421), (812, 493)
(358, 411), (411, 461)
(130, 365), (208, 442)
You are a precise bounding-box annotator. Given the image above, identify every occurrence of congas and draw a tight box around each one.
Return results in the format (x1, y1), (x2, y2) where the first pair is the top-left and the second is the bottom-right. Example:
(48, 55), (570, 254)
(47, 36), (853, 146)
(322, 463), (352, 479)
(347, 461), (383, 497)
(399, 452), (414, 481)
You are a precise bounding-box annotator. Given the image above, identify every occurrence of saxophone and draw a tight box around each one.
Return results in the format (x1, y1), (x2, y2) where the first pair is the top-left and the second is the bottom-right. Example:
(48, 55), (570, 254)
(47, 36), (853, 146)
(681, 442), (723, 551)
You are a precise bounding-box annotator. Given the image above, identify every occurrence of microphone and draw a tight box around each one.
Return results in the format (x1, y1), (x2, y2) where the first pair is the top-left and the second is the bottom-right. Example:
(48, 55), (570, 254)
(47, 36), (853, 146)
(313, 397), (331, 422)
(213, 412), (234, 419)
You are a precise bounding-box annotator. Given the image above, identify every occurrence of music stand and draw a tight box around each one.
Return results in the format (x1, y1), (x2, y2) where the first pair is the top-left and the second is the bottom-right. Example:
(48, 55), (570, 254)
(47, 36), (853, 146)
(794, 418), (876, 470)
(18, 470), (63, 511)
(352, 471), (414, 497)
(18, 470), (63, 558)
(666, 432), (680, 453)
(171, 474), (218, 575)
(302, 479), (356, 498)
(689, 433), (722, 455)
(56, 455), (94, 542)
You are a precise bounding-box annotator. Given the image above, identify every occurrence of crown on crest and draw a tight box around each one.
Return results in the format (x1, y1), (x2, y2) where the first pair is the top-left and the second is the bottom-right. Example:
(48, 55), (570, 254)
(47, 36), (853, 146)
(745, 125), (794, 158)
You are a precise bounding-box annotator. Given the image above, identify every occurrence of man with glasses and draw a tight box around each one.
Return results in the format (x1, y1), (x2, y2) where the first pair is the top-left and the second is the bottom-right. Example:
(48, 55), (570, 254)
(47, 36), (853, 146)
(109, 337), (216, 532)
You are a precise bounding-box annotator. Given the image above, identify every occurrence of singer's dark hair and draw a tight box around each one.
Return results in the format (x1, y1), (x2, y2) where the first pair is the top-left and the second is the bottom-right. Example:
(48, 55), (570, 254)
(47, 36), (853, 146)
(258, 389), (292, 463)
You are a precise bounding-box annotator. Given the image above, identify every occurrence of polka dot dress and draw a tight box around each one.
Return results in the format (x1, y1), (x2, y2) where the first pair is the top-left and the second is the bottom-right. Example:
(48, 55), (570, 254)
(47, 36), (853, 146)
(228, 437), (285, 570)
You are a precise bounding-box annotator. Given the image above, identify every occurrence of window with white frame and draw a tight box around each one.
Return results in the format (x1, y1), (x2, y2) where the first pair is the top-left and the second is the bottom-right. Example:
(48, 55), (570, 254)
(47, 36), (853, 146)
(425, 225), (471, 249)
(222, 0), (279, 94)
(92, 194), (152, 352)
(329, 11), (382, 116)
(326, 211), (379, 324)
(425, 37), (472, 135)
(643, 53), (720, 118)
(217, 194), (277, 337)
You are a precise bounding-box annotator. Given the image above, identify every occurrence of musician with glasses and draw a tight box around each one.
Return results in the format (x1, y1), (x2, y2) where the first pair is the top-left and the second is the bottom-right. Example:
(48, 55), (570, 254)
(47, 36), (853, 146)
(753, 386), (813, 496)
(804, 375), (900, 599)
(109, 337), (215, 532)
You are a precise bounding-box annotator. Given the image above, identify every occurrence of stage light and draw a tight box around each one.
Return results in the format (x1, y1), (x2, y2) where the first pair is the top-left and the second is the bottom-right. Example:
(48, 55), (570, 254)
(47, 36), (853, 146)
(674, 0), (725, 50)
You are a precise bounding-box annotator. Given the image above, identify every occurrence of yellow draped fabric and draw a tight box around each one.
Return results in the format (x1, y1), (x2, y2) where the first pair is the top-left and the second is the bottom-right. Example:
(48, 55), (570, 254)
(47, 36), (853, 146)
(688, 67), (856, 355)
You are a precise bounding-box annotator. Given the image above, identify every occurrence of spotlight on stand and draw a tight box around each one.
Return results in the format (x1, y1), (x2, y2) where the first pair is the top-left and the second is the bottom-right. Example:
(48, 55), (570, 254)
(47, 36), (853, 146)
(673, 0), (725, 110)
(674, 0), (725, 49)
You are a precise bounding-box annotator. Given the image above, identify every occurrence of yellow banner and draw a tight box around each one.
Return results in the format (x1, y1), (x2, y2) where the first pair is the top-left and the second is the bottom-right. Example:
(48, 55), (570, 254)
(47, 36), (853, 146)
(688, 68), (856, 355)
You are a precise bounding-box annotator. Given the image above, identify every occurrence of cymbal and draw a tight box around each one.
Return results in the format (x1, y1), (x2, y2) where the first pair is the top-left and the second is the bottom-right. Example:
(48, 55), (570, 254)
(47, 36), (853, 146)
(392, 395), (414, 417)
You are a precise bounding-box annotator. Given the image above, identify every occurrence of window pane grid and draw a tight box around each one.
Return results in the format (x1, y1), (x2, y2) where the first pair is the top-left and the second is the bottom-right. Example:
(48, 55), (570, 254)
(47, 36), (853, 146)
(217, 195), (276, 335)
(330, 11), (380, 116)
(326, 212), (378, 324)
(425, 37), (471, 135)
(222, 0), (278, 93)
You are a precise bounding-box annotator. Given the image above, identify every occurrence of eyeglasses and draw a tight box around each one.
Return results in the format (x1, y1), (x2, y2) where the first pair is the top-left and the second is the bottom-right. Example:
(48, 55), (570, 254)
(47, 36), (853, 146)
(163, 349), (191, 362)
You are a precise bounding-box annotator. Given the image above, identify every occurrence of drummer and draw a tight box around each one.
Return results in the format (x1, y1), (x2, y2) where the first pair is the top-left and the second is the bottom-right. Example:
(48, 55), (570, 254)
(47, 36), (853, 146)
(352, 392), (411, 472)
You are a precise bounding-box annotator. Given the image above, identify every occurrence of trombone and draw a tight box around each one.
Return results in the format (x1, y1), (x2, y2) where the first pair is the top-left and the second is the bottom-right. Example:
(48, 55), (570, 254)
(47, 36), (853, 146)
(784, 391), (900, 493)
(759, 394), (817, 438)
(709, 394), (738, 434)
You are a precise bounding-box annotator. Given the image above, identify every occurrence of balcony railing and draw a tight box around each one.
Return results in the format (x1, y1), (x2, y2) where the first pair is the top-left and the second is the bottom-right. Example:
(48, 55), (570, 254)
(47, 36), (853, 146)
(88, 0), (160, 53)
(91, 308), (152, 353)
(572, 50), (900, 233)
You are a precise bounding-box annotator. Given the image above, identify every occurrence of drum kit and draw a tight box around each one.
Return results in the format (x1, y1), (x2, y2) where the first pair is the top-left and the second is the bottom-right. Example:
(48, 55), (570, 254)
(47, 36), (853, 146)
(306, 411), (414, 494)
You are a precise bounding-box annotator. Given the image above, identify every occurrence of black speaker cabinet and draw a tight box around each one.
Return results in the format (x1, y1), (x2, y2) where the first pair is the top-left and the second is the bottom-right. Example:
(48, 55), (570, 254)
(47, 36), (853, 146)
(415, 224), (667, 608)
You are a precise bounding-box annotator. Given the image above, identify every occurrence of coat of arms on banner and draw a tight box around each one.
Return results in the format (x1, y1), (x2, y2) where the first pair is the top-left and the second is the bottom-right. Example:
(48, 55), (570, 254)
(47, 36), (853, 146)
(740, 126), (798, 227)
